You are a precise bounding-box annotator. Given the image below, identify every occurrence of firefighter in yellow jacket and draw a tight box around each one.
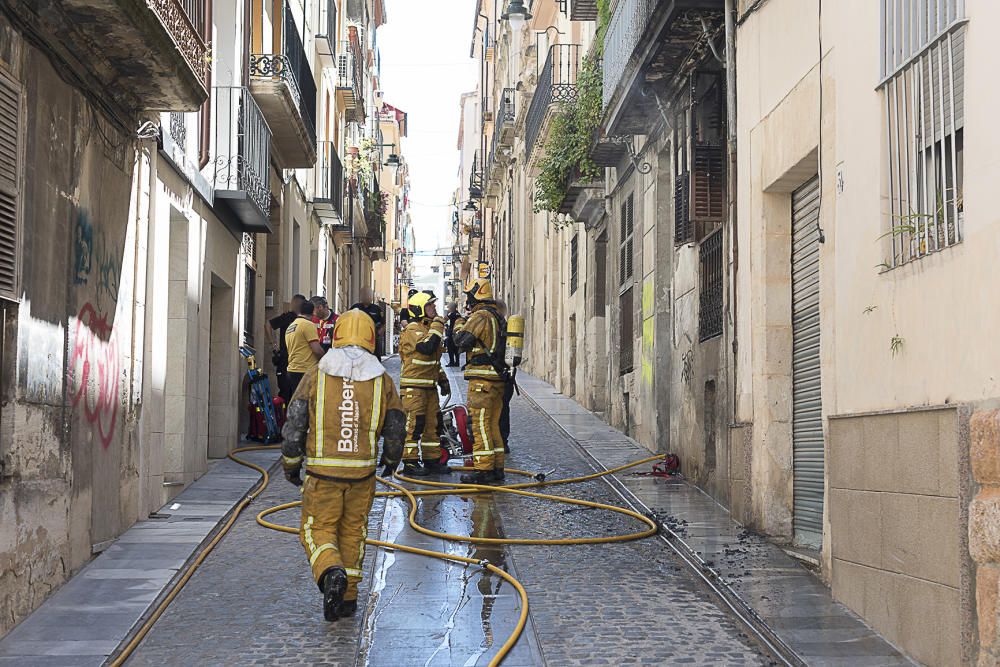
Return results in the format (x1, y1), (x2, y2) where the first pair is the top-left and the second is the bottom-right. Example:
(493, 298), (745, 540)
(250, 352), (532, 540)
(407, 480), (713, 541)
(281, 310), (406, 622)
(397, 291), (452, 476)
(453, 278), (509, 484)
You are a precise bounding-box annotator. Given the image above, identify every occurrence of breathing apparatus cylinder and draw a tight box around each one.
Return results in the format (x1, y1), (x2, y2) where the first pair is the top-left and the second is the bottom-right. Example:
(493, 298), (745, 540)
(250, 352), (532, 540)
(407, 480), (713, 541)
(505, 315), (525, 367)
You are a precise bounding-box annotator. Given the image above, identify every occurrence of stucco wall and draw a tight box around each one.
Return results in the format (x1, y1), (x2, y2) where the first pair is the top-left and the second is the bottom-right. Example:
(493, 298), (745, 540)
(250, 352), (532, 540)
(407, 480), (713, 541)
(0, 22), (141, 635)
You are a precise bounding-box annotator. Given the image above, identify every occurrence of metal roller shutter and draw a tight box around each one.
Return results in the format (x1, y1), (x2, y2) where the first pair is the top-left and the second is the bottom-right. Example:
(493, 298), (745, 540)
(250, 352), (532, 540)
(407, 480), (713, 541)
(791, 175), (823, 547)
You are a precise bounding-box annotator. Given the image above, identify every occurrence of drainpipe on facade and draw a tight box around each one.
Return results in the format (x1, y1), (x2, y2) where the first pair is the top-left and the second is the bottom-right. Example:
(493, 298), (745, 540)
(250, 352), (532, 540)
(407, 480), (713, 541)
(725, 0), (738, 423)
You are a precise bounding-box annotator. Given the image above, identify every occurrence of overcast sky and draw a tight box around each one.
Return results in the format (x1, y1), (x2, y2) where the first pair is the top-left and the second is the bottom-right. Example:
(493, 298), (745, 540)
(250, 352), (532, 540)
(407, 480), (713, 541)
(378, 0), (478, 282)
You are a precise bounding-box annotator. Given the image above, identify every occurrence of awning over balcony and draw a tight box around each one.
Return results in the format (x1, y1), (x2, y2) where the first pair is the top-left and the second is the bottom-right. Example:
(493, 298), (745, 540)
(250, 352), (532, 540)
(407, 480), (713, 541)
(602, 0), (724, 135)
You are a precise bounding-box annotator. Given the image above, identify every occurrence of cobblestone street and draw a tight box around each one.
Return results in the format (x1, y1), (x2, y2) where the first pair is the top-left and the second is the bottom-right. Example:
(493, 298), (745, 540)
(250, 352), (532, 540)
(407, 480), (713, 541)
(125, 359), (770, 666)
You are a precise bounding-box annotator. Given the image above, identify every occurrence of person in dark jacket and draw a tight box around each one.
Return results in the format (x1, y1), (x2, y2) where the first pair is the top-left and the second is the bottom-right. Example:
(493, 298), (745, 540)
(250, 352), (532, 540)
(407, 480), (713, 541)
(445, 302), (464, 367)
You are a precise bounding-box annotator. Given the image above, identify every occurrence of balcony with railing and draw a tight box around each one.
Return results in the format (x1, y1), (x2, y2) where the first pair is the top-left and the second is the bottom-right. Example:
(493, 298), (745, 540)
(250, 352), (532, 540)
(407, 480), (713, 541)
(316, 0), (338, 64)
(362, 178), (387, 260)
(336, 29), (367, 123)
(526, 44), (581, 162)
(313, 142), (350, 242)
(486, 88), (516, 192)
(20, 0), (208, 111)
(603, 0), (723, 134)
(250, 4), (318, 168)
(211, 87), (273, 233)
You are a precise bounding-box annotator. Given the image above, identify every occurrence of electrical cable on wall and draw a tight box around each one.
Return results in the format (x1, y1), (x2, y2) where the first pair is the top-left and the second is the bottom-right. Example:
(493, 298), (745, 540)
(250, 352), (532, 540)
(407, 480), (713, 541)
(816, 0), (826, 243)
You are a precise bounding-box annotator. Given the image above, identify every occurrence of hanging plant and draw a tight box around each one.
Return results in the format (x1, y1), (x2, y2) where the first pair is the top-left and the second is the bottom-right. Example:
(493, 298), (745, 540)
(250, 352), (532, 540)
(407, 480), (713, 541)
(534, 54), (604, 213)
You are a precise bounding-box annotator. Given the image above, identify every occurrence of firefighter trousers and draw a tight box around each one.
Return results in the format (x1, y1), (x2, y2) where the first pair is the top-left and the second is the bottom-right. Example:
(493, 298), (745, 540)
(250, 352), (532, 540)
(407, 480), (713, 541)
(402, 386), (440, 462)
(299, 474), (376, 601)
(467, 379), (505, 472)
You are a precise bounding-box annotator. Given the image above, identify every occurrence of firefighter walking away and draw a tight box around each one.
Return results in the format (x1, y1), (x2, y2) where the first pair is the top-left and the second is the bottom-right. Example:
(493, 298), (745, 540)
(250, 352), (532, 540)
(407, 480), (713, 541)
(281, 310), (406, 621)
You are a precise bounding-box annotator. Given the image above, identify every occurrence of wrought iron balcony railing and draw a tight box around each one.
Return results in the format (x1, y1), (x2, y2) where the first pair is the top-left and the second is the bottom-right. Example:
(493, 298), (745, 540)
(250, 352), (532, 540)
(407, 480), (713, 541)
(337, 33), (366, 120)
(314, 141), (346, 218)
(468, 150), (484, 200)
(526, 44), (580, 159)
(603, 0), (656, 106)
(212, 87), (272, 230)
(487, 87), (517, 178)
(250, 6), (318, 143)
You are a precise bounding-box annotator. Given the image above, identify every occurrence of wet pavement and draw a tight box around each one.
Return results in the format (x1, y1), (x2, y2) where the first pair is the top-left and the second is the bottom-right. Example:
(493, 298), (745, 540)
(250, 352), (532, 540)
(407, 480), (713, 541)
(120, 358), (770, 665)
(515, 373), (914, 667)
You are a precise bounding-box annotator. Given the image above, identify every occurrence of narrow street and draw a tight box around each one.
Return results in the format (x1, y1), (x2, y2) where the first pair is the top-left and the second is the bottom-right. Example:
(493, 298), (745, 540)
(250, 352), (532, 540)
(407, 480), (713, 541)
(1, 0), (994, 664)
(124, 359), (769, 666)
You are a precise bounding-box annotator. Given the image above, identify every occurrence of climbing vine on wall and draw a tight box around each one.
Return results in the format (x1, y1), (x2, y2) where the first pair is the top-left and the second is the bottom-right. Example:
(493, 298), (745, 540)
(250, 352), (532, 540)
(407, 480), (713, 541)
(533, 54), (604, 213)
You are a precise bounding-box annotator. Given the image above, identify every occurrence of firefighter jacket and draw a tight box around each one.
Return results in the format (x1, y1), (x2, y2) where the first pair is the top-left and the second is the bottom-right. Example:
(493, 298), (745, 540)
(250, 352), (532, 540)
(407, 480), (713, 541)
(281, 346), (405, 480)
(399, 318), (446, 389)
(455, 304), (507, 382)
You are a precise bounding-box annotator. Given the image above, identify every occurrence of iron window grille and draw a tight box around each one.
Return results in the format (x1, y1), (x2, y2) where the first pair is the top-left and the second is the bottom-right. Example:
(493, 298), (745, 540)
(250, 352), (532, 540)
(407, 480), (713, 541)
(699, 228), (724, 341)
(570, 233), (579, 295)
(879, 0), (966, 267)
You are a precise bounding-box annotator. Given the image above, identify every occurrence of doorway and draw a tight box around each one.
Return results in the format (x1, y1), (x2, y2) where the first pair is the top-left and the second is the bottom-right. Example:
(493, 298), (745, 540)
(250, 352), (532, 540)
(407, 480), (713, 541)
(791, 175), (823, 547)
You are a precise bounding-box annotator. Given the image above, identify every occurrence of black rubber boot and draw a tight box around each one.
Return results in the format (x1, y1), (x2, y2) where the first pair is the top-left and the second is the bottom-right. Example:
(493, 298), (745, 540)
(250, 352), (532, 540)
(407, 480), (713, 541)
(491, 468), (506, 483)
(402, 462), (428, 477)
(336, 599), (358, 618)
(424, 459), (453, 475)
(322, 567), (347, 622)
(459, 470), (493, 485)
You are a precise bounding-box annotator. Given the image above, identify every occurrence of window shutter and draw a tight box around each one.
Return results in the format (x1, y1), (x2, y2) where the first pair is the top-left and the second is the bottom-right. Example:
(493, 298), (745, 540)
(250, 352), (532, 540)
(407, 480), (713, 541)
(691, 144), (725, 222)
(619, 194), (634, 286)
(674, 171), (691, 243)
(0, 72), (21, 300)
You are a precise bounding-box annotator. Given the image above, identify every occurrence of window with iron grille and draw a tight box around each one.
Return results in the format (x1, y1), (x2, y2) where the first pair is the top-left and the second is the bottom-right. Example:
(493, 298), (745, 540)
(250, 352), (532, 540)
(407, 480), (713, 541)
(618, 194), (633, 287)
(569, 233), (579, 295)
(619, 287), (633, 375)
(594, 232), (607, 317)
(880, 0), (965, 266)
(674, 73), (726, 245)
(0, 71), (21, 302)
(699, 228), (723, 341)
(243, 265), (256, 347)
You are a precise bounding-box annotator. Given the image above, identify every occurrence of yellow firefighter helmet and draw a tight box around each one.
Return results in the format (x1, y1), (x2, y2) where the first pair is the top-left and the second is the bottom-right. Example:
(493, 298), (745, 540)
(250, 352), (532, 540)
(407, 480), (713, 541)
(407, 291), (437, 319)
(332, 309), (377, 353)
(464, 277), (494, 302)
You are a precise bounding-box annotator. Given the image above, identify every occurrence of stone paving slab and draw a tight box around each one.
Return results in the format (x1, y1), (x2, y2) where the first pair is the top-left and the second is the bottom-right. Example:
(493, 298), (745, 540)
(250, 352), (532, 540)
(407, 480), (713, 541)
(515, 373), (915, 667)
(0, 448), (279, 667)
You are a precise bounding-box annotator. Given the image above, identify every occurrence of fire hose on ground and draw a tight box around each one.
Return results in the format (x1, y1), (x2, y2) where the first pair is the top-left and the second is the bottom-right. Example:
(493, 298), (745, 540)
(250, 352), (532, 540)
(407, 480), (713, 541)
(109, 444), (663, 667)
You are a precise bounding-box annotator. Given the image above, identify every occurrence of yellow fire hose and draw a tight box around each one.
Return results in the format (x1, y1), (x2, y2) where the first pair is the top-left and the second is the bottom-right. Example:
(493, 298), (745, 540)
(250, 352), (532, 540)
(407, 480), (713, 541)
(111, 445), (663, 667)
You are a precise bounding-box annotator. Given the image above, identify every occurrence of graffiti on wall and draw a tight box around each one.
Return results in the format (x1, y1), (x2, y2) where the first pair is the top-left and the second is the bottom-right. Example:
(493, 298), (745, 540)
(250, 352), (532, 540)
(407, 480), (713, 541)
(69, 302), (121, 449)
(74, 211), (123, 310)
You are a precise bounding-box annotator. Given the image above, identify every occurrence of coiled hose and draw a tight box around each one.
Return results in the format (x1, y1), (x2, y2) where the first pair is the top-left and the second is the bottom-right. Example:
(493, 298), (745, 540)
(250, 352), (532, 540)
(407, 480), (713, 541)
(111, 445), (662, 667)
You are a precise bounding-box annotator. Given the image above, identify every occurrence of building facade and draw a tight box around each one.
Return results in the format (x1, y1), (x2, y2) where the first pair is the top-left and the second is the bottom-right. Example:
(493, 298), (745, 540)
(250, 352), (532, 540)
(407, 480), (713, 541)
(0, 0), (409, 637)
(458, 0), (1000, 664)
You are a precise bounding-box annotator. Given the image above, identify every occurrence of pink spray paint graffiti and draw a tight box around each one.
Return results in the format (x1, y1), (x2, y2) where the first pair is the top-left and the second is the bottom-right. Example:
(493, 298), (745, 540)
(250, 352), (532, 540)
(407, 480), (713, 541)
(69, 303), (120, 448)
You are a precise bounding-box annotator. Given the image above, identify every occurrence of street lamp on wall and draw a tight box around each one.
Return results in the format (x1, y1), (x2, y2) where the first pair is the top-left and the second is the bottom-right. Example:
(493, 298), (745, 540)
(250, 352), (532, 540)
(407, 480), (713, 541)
(502, 0), (532, 30)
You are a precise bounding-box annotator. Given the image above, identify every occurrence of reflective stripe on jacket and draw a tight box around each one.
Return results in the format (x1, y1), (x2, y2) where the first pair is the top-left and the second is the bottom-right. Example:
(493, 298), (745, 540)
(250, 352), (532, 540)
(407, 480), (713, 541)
(399, 319), (444, 388)
(294, 369), (403, 479)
